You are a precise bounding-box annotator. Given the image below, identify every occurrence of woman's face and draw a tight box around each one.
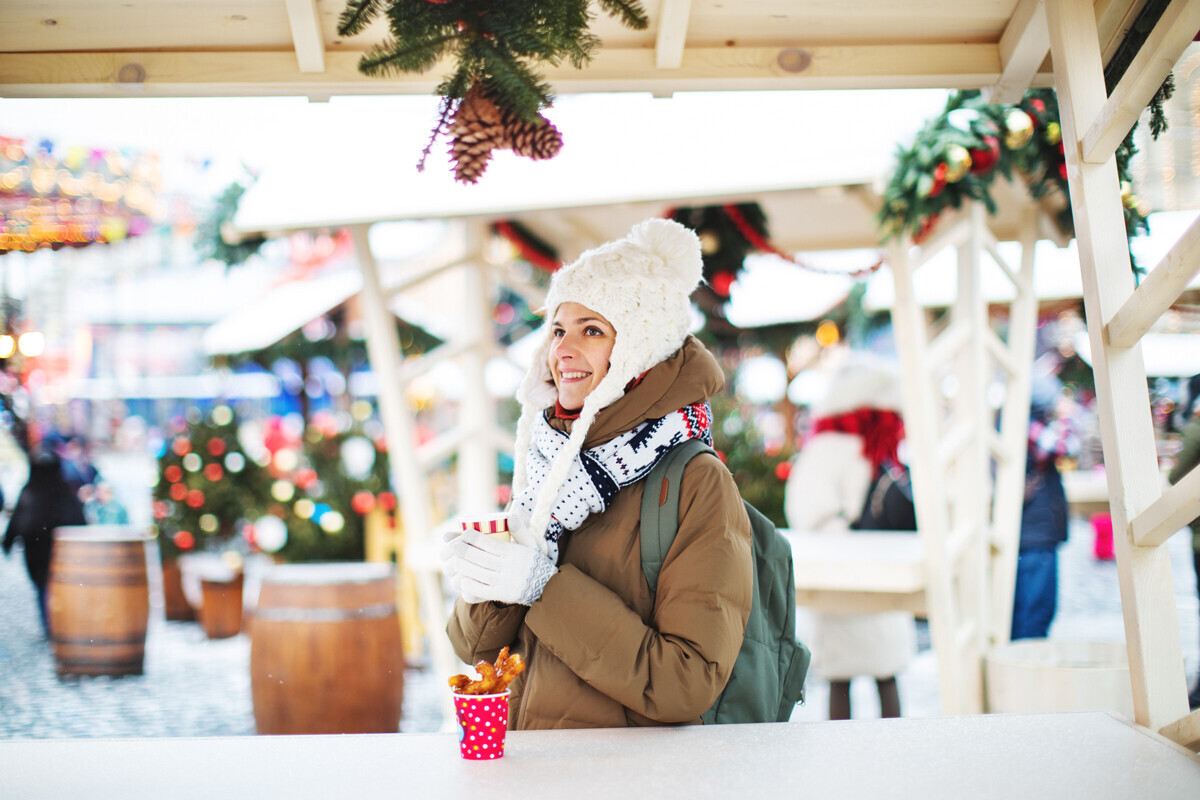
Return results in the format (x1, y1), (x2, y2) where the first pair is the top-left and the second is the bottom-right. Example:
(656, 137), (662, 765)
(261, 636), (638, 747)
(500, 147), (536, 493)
(548, 302), (616, 411)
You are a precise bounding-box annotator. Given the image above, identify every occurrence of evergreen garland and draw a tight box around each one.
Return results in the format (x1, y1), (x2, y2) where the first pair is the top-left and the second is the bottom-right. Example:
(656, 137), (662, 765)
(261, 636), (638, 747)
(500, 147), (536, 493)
(195, 181), (268, 268)
(877, 89), (1151, 274)
(337, 0), (648, 178)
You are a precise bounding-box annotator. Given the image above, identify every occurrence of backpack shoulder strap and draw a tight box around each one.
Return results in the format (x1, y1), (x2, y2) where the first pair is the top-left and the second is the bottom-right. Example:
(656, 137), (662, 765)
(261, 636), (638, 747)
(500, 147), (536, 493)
(640, 438), (715, 592)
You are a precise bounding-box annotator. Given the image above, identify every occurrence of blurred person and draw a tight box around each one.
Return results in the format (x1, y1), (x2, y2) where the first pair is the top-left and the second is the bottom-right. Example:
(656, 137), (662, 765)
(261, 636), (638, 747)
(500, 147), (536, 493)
(784, 354), (915, 720)
(57, 436), (98, 495)
(1168, 373), (1200, 710)
(1011, 369), (1081, 640)
(84, 481), (130, 526)
(3, 447), (87, 637)
(440, 219), (755, 729)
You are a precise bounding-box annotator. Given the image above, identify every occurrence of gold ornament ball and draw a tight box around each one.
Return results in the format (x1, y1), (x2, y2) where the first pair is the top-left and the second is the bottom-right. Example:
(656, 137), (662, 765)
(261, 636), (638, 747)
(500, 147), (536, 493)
(943, 144), (973, 183)
(1044, 121), (1062, 146)
(1003, 109), (1034, 150)
(698, 230), (720, 255)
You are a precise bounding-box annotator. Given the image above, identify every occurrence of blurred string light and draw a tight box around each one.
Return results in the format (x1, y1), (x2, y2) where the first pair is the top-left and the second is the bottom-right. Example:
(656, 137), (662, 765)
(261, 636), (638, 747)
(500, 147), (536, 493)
(815, 319), (840, 348)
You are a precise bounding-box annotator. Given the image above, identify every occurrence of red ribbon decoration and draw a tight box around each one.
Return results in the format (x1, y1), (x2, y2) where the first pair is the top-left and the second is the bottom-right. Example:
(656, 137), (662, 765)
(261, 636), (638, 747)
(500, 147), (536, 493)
(721, 204), (885, 278)
(494, 220), (561, 272)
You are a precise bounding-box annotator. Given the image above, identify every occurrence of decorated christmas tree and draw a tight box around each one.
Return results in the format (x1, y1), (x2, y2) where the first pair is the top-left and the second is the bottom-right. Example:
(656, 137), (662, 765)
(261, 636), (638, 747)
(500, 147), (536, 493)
(253, 411), (394, 562)
(152, 405), (273, 560)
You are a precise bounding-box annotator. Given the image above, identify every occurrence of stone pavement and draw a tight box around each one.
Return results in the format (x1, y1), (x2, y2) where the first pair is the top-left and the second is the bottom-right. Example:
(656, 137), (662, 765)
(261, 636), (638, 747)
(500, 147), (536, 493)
(1, 514), (1196, 738)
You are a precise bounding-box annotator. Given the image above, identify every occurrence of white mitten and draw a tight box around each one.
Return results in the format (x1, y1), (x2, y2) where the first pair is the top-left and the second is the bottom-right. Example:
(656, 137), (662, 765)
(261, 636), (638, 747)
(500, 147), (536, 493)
(448, 530), (557, 606)
(439, 525), (467, 595)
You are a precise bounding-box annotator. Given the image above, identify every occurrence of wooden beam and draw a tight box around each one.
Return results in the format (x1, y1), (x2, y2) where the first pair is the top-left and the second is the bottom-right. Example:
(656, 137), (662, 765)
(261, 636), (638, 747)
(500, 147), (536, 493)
(1159, 707), (1200, 752)
(284, 0), (326, 73)
(1130, 465), (1200, 549)
(1081, 0), (1200, 163)
(655, 0), (693, 70)
(1046, 0), (1190, 733)
(1106, 214), (1200, 347)
(984, 0), (1049, 104)
(0, 43), (1002, 98)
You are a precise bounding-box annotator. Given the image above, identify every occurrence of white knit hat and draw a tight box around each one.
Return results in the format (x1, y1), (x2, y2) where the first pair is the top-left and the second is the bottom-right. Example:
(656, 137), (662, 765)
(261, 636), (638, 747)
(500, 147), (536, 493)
(511, 218), (703, 541)
(813, 352), (902, 416)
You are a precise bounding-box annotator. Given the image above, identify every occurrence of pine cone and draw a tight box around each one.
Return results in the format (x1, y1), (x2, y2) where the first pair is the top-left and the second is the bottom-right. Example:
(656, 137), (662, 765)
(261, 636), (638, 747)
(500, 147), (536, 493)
(449, 85), (507, 183)
(505, 113), (563, 161)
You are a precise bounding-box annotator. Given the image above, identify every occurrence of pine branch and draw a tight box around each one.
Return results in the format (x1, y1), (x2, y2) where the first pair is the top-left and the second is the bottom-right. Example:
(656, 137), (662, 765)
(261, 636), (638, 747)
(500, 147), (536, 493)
(358, 32), (461, 77)
(597, 0), (650, 29)
(475, 45), (554, 120)
(1149, 72), (1174, 140)
(417, 95), (456, 173)
(337, 0), (383, 37)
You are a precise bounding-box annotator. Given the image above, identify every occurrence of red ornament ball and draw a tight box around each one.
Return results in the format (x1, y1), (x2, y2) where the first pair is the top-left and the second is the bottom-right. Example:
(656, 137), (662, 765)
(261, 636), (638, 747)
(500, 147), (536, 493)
(710, 271), (736, 297)
(294, 468), (318, 489)
(186, 489), (205, 508)
(774, 461), (792, 481)
(928, 163), (948, 198)
(173, 531), (195, 551)
(378, 491), (397, 511)
(164, 465), (183, 483)
(207, 438), (226, 457)
(203, 463), (224, 482)
(969, 136), (1001, 175)
(169, 482), (189, 502)
(351, 491), (377, 515)
(172, 437), (192, 457)
(1058, 161), (1068, 181)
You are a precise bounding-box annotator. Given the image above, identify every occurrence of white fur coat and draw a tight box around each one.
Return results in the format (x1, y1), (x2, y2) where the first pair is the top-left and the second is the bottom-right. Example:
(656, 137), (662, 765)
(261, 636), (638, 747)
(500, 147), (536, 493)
(784, 432), (916, 680)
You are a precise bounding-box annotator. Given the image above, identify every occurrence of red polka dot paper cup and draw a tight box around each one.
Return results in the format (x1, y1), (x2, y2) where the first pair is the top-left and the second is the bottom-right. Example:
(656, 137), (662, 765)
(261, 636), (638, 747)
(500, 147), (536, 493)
(453, 690), (510, 760)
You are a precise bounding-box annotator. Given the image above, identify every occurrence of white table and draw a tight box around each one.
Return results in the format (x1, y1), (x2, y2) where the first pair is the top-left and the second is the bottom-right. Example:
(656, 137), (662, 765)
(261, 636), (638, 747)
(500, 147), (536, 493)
(786, 530), (926, 614)
(1, 712), (1197, 799)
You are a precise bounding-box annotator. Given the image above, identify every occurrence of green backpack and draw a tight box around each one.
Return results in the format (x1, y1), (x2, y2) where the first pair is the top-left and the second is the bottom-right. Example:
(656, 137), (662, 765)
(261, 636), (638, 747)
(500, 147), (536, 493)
(640, 438), (811, 724)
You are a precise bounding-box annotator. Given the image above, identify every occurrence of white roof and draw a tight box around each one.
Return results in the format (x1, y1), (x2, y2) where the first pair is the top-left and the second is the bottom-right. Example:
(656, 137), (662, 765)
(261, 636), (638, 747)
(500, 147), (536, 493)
(231, 90), (951, 251)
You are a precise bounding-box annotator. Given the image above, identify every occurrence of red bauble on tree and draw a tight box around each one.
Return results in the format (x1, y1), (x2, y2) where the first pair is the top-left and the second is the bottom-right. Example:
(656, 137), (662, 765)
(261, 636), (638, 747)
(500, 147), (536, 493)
(710, 270), (736, 297)
(968, 136), (1001, 175)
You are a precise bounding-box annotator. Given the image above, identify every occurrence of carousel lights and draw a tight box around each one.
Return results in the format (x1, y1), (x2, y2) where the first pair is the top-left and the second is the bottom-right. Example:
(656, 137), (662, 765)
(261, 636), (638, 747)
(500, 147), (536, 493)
(0, 335), (14, 358)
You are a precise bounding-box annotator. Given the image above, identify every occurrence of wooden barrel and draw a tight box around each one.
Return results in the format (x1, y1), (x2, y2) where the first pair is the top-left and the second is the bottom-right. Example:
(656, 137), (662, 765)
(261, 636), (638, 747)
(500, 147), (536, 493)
(48, 526), (151, 677)
(199, 572), (244, 639)
(250, 562), (405, 735)
(160, 559), (196, 621)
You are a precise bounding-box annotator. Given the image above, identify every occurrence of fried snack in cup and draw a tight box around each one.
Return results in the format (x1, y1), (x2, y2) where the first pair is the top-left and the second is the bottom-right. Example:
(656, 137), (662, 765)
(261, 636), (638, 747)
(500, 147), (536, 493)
(448, 646), (526, 695)
(460, 511), (510, 542)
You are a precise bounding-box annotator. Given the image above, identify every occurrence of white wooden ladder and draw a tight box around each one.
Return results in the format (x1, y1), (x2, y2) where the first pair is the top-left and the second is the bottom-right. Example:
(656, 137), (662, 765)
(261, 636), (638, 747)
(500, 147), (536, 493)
(1045, 0), (1200, 749)
(888, 201), (1041, 714)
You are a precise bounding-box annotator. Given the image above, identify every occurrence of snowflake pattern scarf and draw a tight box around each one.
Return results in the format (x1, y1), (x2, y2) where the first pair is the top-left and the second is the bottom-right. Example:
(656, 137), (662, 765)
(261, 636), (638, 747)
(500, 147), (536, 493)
(512, 401), (713, 562)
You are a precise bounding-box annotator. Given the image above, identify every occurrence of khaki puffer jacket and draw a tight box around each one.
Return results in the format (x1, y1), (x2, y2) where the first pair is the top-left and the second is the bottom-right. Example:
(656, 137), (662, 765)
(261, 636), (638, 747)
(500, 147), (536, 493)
(447, 336), (753, 729)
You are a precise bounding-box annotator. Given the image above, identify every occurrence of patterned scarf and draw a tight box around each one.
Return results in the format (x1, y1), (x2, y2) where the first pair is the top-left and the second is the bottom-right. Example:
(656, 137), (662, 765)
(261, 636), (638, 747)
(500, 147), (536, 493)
(512, 401), (713, 561)
(811, 408), (905, 470)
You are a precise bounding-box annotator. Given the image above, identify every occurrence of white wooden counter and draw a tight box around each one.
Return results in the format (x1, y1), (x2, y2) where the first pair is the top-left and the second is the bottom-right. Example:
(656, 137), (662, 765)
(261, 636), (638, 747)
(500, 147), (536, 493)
(1, 712), (1197, 799)
(786, 530), (926, 614)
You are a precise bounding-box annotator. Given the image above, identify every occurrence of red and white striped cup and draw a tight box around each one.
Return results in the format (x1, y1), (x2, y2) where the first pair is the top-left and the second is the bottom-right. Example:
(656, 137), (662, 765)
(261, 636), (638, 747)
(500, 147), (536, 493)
(460, 512), (510, 542)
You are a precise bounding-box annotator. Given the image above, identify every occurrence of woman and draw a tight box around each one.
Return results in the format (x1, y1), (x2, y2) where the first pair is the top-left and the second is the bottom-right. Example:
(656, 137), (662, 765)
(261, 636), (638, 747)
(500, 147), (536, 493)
(441, 218), (753, 729)
(3, 447), (87, 637)
(783, 355), (915, 719)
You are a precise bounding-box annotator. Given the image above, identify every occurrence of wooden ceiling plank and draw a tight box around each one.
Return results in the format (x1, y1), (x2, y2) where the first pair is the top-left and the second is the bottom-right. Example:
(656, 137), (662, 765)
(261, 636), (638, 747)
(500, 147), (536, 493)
(284, 0), (326, 73)
(983, 0), (1048, 104)
(655, 0), (693, 70)
(1081, 0), (1200, 164)
(0, 43), (1002, 98)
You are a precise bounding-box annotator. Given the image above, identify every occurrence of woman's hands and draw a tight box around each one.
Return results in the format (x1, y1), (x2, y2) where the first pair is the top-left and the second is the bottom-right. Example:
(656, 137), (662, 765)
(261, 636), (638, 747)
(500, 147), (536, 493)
(441, 528), (557, 606)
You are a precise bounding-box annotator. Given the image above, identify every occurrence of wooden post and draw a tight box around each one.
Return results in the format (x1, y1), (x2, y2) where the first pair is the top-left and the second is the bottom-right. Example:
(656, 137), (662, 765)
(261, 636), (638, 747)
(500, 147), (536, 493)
(988, 204), (1039, 646)
(1045, 0), (1189, 731)
(456, 221), (500, 516)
